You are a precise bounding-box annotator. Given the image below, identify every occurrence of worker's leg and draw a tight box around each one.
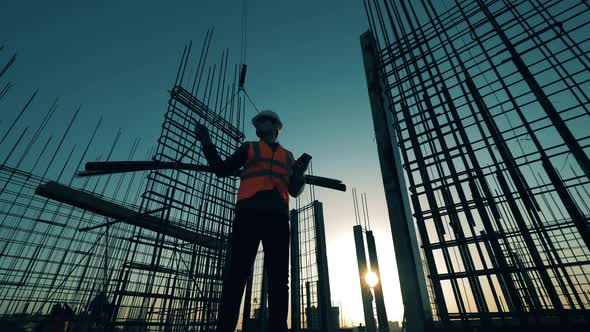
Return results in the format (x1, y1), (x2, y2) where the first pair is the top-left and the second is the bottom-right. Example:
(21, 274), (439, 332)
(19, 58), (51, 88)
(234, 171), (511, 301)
(261, 213), (290, 332)
(216, 211), (260, 332)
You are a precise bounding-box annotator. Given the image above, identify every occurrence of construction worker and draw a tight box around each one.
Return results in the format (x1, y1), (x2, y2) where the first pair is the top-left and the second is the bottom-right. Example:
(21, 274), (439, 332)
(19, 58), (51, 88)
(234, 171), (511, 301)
(195, 110), (308, 332)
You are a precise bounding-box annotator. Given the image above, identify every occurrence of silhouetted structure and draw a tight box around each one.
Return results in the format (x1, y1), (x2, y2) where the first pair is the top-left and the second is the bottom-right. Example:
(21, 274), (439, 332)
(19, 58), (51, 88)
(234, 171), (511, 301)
(0, 32), (245, 331)
(353, 224), (376, 332)
(243, 199), (334, 332)
(110, 31), (245, 331)
(352, 190), (389, 332)
(362, 0), (590, 331)
(0, 29), (340, 331)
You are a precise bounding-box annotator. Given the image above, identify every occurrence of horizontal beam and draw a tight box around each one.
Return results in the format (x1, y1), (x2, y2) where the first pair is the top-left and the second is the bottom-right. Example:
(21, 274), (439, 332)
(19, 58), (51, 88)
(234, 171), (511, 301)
(80, 160), (347, 192)
(114, 290), (219, 302)
(124, 262), (222, 280)
(35, 181), (222, 250)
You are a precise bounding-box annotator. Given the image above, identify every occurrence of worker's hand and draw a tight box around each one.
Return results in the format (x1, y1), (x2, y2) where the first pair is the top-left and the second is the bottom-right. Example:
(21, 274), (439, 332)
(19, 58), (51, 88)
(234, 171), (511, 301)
(292, 159), (309, 176)
(195, 124), (212, 144)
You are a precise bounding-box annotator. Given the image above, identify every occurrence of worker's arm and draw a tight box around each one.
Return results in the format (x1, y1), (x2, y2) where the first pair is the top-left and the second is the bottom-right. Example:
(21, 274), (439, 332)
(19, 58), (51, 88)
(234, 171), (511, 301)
(288, 158), (307, 197)
(196, 124), (247, 178)
(201, 143), (248, 178)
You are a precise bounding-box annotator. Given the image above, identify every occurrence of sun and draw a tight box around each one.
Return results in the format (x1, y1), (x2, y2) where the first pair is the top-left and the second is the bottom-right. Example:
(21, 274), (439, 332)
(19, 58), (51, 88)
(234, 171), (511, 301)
(365, 271), (379, 288)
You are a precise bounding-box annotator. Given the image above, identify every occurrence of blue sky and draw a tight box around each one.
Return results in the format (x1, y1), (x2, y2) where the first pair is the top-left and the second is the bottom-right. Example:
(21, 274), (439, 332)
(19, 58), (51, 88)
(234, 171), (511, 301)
(1, 0), (402, 325)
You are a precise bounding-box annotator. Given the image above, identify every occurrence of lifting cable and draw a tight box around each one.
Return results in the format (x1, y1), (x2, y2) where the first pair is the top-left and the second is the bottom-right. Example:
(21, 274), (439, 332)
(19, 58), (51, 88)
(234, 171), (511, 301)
(178, 0), (258, 162)
(240, 0), (260, 113)
(240, 0), (247, 66)
(213, 0), (259, 115)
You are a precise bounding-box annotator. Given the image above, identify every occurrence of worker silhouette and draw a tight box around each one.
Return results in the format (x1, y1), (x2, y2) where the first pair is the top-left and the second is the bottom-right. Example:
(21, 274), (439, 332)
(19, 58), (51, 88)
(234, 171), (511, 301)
(195, 110), (308, 332)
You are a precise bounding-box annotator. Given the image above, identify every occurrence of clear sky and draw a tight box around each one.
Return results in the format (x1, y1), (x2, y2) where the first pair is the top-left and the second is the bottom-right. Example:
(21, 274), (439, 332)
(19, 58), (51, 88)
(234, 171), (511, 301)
(0, 0), (403, 325)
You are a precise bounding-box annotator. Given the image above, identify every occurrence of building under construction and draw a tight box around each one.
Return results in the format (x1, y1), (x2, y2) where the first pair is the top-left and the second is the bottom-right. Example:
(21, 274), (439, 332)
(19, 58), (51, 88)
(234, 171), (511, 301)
(0, 29), (339, 331)
(0, 31), (245, 330)
(362, 0), (590, 331)
(1, 0), (590, 331)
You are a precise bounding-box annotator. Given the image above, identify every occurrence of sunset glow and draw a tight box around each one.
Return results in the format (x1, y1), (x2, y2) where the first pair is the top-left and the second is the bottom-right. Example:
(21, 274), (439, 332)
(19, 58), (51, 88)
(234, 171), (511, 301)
(365, 271), (379, 288)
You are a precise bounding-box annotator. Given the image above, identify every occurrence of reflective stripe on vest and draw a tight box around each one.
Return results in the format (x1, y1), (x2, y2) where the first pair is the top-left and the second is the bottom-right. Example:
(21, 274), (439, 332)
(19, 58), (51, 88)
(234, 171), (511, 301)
(240, 170), (289, 186)
(237, 140), (294, 207)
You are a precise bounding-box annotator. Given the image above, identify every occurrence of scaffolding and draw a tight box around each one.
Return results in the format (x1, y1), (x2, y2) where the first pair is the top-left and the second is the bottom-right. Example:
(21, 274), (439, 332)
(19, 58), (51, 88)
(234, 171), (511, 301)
(362, 0), (590, 331)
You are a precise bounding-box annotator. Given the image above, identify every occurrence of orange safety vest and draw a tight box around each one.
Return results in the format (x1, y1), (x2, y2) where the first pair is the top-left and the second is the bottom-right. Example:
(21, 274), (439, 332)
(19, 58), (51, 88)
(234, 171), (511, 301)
(237, 140), (294, 208)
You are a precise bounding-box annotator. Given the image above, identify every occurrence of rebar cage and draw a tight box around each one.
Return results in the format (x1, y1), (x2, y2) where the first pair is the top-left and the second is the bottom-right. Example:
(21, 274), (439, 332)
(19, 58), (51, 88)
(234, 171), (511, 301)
(290, 199), (333, 332)
(363, 0), (590, 327)
(112, 33), (245, 330)
(0, 31), (246, 331)
(293, 202), (321, 330)
(0, 104), (154, 327)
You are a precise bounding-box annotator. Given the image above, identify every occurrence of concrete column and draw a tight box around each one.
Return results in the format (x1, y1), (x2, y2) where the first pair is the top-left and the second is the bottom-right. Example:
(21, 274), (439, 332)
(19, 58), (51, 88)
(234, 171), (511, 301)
(313, 201), (333, 332)
(366, 230), (389, 332)
(361, 30), (432, 332)
(353, 225), (376, 332)
(290, 209), (301, 331)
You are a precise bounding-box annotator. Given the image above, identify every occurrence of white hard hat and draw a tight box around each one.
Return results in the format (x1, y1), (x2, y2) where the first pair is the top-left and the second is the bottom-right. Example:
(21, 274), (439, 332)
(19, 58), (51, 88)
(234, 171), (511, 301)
(252, 110), (283, 130)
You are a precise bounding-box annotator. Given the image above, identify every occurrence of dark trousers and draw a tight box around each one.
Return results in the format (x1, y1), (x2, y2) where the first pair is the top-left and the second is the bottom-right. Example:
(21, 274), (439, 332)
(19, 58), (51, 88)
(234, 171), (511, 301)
(216, 209), (290, 332)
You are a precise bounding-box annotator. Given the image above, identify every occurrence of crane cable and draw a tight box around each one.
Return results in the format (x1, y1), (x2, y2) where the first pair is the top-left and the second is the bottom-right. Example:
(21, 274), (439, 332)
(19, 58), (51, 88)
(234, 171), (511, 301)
(196, 0), (259, 127)
(241, 0), (247, 65)
(239, 0), (260, 113)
